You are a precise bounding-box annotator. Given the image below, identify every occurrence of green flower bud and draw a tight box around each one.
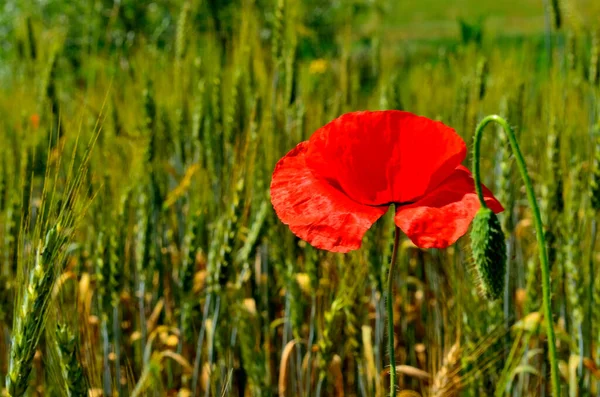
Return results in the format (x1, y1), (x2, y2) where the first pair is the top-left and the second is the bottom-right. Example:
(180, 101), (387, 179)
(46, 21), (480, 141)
(470, 207), (507, 300)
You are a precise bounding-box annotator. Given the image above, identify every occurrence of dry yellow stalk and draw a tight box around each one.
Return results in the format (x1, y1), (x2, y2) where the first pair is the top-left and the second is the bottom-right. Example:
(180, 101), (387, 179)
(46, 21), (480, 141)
(278, 340), (297, 397)
(430, 343), (462, 397)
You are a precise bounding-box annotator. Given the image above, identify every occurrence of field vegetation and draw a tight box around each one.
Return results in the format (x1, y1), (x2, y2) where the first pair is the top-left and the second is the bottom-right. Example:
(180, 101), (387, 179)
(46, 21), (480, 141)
(1, 0), (600, 396)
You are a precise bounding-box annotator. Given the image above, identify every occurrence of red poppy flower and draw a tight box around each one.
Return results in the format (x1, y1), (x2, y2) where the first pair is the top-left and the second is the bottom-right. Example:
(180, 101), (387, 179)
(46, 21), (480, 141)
(270, 110), (503, 253)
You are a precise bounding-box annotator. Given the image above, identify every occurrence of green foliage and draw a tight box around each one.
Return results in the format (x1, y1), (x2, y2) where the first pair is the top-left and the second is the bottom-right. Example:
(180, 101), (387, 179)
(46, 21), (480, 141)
(1, 1), (600, 396)
(56, 323), (87, 397)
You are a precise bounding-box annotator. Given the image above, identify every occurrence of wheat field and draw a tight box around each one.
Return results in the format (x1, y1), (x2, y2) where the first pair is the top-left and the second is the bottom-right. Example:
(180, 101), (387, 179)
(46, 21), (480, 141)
(1, 1), (600, 396)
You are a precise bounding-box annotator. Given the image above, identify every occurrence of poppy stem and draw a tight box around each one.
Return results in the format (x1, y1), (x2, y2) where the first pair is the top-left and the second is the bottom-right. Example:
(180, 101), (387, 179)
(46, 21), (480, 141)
(387, 225), (400, 397)
(473, 115), (560, 397)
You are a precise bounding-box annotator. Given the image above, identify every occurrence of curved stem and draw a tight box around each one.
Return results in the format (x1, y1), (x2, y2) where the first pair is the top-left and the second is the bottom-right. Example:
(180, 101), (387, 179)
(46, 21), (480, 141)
(387, 225), (400, 397)
(473, 115), (560, 396)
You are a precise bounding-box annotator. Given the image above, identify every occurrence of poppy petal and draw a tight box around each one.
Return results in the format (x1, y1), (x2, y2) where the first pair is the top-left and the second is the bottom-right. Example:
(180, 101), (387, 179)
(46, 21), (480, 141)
(270, 141), (388, 253)
(394, 165), (503, 249)
(305, 110), (467, 206)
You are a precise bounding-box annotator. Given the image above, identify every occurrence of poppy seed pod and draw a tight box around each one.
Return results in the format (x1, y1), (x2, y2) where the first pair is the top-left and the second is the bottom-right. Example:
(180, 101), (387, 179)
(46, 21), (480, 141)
(470, 207), (506, 300)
